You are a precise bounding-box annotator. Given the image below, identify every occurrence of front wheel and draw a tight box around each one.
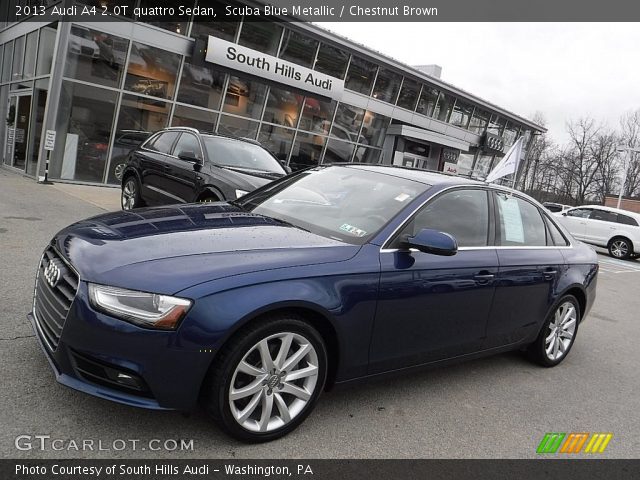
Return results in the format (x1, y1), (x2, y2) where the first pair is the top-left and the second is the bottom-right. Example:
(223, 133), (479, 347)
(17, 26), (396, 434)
(608, 237), (632, 260)
(527, 295), (580, 367)
(203, 316), (327, 442)
(121, 176), (144, 210)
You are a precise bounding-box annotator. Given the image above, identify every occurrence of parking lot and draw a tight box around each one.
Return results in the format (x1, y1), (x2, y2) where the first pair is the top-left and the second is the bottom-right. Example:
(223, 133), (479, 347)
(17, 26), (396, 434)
(1, 167), (639, 459)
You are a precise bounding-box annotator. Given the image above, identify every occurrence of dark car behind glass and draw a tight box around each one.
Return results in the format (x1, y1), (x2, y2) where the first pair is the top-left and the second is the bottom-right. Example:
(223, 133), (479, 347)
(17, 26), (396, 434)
(120, 127), (288, 210)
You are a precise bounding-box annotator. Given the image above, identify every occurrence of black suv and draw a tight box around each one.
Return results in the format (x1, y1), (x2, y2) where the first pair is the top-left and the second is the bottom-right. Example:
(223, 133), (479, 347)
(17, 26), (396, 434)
(120, 127), (288, 210)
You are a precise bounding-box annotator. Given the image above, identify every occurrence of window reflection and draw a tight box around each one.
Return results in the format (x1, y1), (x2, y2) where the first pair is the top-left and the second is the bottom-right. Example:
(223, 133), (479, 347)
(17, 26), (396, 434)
(66, 27), (129, 89)
(469, 108), (490, 134)
(23, 31), (38, 79)
(124, 42), (180, 100)
(2, 42), (13, 83)
(372, 68), (401, 104)
(359, 148), (382, 164)
(332, 103), (364, 142)
(36, 24), (58, 76)
(449, 99), (473, 128)
(171, 105), (217, 132)
(217, 114), (259, 139)
(258, 125), (295, 161)
(223, 75), (267, 120)
(298, 97), (335, 132)
(11, 36), (25, 82)
(433, 92), (454, 123)
(324, 138), (355, 164)
(279, 29), (318, 68)
(503, 123), (519, 146)
(238, 22), (282, 56)
(290, 132), (325, 171)
(263, 87), (303, 128)
(487, 115), (506, 136)
(360, 111), (390, 148)
(416, 86), (439, 117)
(397, 79), (420, 110)
(314, 43), (349, 79)
(345, 56), (376, 95)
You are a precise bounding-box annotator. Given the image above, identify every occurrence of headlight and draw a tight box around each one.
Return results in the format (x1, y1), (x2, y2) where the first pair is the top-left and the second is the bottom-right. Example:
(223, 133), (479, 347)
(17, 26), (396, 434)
(235, 189), (249, 198)
(88, 283), (192, 330)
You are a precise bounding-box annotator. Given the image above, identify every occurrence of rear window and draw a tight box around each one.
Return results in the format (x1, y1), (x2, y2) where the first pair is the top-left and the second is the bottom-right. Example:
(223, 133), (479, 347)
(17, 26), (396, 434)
(617, 214), (639, 226)
(589, 209), (618, 223)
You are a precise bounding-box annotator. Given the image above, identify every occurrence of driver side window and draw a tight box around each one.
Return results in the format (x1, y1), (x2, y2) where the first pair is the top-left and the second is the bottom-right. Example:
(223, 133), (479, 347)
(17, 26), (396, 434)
(393, 189), (490, 247)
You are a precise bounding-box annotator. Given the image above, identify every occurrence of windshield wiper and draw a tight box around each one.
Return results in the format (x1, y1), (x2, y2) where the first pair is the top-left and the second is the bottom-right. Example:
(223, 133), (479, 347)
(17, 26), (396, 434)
(269, 216), (311, 233)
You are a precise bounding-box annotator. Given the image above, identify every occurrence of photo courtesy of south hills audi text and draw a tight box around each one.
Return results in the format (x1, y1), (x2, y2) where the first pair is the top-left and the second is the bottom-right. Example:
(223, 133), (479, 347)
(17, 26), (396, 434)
(2, 0), (640, 479)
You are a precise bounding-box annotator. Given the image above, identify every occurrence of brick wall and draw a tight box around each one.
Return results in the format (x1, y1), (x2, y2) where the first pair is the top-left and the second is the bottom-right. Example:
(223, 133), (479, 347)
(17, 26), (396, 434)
(604, 196), (640, 213)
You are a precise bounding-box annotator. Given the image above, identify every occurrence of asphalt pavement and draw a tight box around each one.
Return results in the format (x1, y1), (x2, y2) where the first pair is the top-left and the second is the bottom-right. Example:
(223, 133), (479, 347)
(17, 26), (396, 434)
(1, 167), (638, 459)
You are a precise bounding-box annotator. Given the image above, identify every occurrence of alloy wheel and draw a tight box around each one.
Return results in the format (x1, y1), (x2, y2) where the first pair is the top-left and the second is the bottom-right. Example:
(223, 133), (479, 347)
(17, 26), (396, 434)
(610, 240), (629, 258)
(228, 332), (319, 433)
(121, 179), (137, 210)
(544, 301), (577, 361)
(114, 163), (126, 181)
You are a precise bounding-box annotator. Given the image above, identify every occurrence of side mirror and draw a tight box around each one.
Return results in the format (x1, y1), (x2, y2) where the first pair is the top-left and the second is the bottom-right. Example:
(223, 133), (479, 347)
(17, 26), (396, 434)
(562, 212), (567, 216)
(178, 151), (201, 163)
(401, 228), (458, 256)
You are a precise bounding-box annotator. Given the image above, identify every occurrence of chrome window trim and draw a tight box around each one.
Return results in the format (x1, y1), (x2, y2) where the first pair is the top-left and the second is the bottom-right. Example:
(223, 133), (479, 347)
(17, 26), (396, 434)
(379, 183), (574, 252)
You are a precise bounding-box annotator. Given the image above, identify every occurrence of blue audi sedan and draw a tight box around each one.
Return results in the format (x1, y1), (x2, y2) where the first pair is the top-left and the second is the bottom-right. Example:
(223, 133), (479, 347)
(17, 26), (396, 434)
(29, 165), (598, 442)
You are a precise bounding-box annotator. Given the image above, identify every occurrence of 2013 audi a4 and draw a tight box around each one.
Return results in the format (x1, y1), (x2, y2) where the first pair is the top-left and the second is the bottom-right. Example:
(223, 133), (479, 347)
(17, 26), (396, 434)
(29, 165), (598, 442)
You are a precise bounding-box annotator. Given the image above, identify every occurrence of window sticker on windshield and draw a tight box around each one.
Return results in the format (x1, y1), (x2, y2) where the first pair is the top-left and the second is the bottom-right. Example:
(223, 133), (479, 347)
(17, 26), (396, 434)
(394, 193), (411, 202)
(340, 223), (367, 237)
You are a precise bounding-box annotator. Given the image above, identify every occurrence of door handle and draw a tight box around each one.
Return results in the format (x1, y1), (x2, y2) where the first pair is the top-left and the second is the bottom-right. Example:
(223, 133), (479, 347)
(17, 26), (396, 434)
(543, 269), (558, 280)
(473, 272), (495, 284)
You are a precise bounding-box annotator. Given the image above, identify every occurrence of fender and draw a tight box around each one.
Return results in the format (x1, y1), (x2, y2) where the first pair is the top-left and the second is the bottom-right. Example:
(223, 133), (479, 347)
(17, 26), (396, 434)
(197, 184), (226, 201)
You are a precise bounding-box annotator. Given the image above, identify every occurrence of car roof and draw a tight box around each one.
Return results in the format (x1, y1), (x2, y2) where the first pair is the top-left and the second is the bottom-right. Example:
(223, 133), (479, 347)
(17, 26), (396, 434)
(336, 163), (486, 187)
(162, 126), (262, 146)
(573, 204), (640, 219)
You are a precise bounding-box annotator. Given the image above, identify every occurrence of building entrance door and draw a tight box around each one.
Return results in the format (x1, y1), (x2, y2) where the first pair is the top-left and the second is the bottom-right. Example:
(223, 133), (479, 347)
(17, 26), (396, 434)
(4, 93), (33, 173)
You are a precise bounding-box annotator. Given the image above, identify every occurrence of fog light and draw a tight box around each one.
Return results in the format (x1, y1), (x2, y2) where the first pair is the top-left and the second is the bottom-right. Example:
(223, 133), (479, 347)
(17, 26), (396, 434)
(114, 372), (143, 389)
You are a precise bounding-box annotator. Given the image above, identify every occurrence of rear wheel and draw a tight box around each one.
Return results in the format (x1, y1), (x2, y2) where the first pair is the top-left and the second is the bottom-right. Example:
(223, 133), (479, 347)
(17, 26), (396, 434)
(608, 237), (632, 260)
(203, 315), (327, 442)
(121, 176), (144, 210)
(527, 295), (580, 367)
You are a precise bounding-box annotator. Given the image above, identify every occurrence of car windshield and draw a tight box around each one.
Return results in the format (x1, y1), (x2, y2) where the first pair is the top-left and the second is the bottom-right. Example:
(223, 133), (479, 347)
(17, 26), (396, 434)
(235, 166), (428, 245)
(202, 136), (286, 174)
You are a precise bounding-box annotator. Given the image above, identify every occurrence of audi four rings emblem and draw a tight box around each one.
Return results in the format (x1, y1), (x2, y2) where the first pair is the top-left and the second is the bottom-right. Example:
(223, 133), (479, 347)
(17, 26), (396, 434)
(44, 262), (61, 288)
(487, 137), (504, 151)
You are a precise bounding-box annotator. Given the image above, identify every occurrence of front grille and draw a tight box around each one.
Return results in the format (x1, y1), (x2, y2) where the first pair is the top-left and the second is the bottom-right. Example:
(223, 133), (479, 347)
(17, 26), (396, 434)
(33, 246), (79, 350)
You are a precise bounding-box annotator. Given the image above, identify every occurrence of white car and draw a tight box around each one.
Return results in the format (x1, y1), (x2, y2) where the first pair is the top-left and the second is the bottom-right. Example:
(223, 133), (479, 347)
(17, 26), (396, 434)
(556, 205), (640, 259)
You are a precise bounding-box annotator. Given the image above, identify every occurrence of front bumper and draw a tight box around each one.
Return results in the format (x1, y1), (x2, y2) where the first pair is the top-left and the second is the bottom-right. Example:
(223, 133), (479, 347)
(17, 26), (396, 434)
(28, 283), (214, 411)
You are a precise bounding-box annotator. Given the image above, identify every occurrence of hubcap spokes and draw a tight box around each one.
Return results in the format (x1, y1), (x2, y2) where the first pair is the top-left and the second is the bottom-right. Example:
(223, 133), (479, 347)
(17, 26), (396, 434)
(545, 302), (577, 361)
(612, 241), (628, 258)
(122, 182), (135, 210)
(229, 332), (319, 433)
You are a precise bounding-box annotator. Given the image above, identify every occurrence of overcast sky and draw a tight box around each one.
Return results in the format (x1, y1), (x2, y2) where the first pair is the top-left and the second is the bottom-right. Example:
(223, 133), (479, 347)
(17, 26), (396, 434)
(317, 22), (640, 145)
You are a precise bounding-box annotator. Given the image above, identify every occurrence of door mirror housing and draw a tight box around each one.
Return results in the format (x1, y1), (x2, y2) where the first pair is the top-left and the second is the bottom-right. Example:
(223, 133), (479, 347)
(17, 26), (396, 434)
(401, 229), (458, 256)
(178, 151), (202, 164)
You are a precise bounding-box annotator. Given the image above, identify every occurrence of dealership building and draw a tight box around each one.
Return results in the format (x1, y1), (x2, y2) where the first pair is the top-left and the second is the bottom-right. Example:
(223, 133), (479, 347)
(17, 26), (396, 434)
(0, 1), (545, 186)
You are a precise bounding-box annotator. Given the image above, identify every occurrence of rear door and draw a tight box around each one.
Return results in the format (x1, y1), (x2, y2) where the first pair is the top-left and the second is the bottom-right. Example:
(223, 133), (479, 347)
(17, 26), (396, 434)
(560, 207), (592, 240)
(584, 208), (618, 247)
(137, 131), (180, 205)
(162, 132), (204, 203)
(483, 191), (565, 349)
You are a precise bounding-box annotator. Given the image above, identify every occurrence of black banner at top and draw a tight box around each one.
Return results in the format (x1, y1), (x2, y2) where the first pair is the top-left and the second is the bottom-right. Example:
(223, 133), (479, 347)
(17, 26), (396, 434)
(3, 0), (640, 23)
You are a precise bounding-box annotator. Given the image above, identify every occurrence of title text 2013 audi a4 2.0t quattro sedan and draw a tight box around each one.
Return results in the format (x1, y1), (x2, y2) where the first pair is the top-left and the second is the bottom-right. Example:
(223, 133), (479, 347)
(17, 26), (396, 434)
(28, 165), (598, 442)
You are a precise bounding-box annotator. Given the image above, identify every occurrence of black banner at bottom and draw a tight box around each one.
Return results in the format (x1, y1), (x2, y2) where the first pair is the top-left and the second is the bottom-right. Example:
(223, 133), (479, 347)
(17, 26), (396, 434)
(2, 459), (639, 480)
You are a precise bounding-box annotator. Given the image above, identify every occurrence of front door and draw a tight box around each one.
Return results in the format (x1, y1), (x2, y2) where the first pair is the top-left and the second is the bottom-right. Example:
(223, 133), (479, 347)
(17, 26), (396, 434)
(4, 93), (32, 172)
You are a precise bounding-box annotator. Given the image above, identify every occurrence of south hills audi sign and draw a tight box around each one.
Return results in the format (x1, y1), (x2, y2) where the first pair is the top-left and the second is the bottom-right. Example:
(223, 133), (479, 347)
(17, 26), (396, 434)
(205, 36), (344, 101)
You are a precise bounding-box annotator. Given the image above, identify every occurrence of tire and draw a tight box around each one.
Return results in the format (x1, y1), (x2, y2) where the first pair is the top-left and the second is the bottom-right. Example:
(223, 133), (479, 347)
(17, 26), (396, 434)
(527, 295), (580, 367)
(608, 237), (633, 260)
(121, 176), (144, 210)
(203, 315), (327, 442)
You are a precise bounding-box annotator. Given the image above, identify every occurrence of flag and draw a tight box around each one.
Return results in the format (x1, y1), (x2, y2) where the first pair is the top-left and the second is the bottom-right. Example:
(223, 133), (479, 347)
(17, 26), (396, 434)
(485, 136), (525, 183)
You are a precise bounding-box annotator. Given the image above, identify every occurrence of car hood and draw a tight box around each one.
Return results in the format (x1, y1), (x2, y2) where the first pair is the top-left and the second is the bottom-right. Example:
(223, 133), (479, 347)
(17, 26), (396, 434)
(52, 203), (359, 295)
(216, 165), (285, 190)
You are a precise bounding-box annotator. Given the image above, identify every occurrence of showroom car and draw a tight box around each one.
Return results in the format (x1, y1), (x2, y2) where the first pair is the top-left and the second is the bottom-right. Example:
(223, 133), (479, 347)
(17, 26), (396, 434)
(120, 127), (288, 210)
(29, 165), (598, 442)
(556, 204), (640, 259)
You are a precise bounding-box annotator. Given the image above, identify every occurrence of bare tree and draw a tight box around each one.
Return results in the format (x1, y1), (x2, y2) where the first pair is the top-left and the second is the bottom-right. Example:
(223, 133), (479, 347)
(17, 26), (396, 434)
(590, 130), (620, 203)
(619, 110), (640, 196)
(564, 118), (602, 204)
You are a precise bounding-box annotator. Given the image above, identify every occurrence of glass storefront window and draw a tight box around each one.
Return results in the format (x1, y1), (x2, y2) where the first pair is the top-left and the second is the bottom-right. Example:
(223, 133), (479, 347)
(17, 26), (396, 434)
(324, 138), (355, 164)
(217, 114), (259, 139)
(359, 148), (382, 164)
(473, 154), (494, 177)
(222, 75), (267, 120)
(332, 103), (364, 142)
(487, 115), (506, 136)
(238, 22), (282, 56)
(345, 56), (377, 95)
(11, 36), (25, 82)
(469, 108), (490, 134)
(360, 111), (390, 148)
(65, 26), (129, 89)
(449, 99), (473, 129)
(396, 78), (420, 110)
(262, 87), (303, 128)
(416, 86), (439, 117)
(372, 68), (402, 104)
(26, 78), (49, 177)
(503, 122), (519, 146)
(23, 31), (38, 79)
(124, 42), (180, 100)
(279, 29), (318, 68)
(433, 92), (454, 123)
(290, 132), (325, 171)
(178, 63), (225, 109)
(258, 125), (295, 161)
(52, 81), (118, 183)
(298, 97), (335, 133)
(314, 43), (349, 80)
(36, 25), (58, 76)
(137, 0), (193, 34)
(2, 42), (13, 83)
(171, 105), (217, 132)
